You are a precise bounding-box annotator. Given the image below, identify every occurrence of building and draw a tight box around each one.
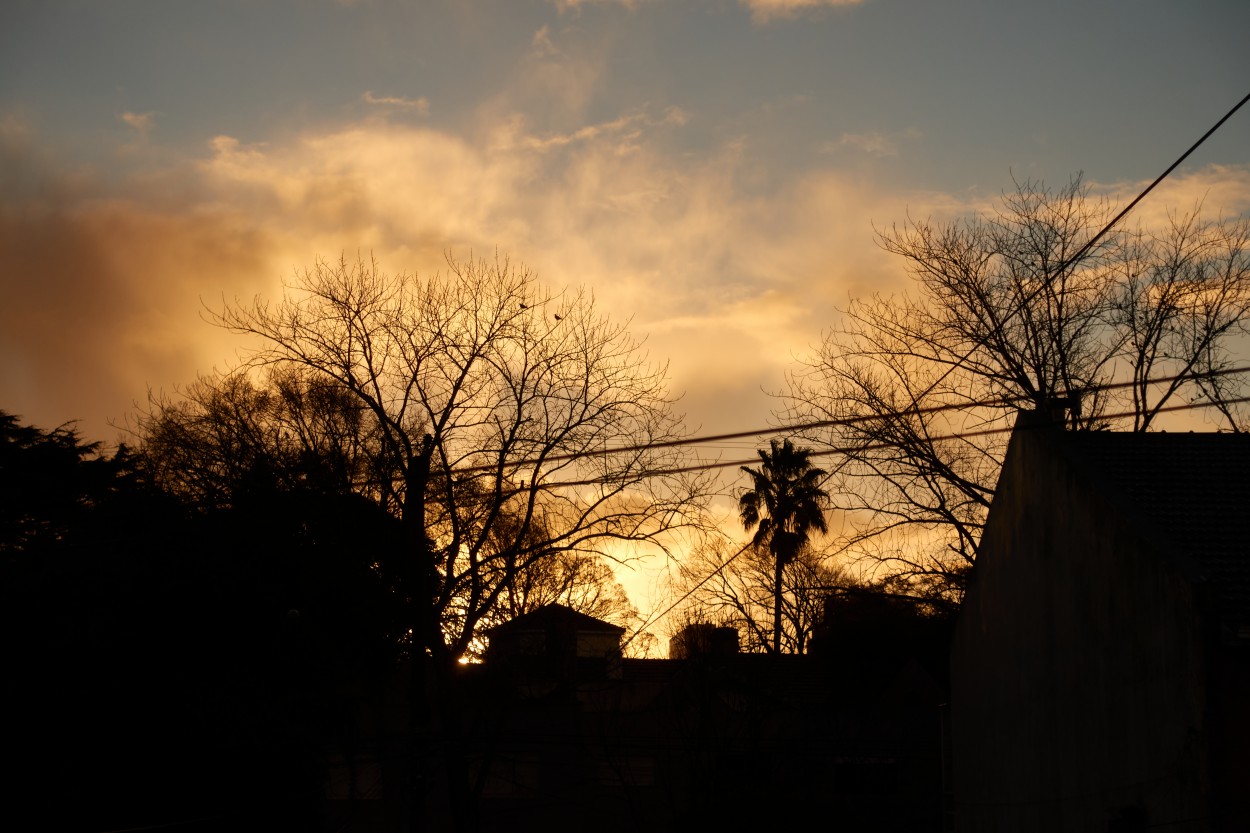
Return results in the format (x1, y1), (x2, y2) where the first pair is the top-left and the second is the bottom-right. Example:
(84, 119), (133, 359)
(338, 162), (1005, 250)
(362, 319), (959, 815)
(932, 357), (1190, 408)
(459, 604), (947, 831)
(950, 416), (1250, 832)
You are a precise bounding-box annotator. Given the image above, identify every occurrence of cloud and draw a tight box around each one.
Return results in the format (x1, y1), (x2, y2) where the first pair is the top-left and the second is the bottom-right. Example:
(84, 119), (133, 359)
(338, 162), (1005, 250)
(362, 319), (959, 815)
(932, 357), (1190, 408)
(823, 127), (922, 158)
(545, 0), (864, 23)
(530, 23), (560, 57)
(119, 111), (155, 140)
(0, 189), (278, 442)
(546, 0), (650, 11)
(742, 0), (867, 24)
(0, 105), (907, 443)
(498, 24), (613, 128)
(362, 91), (430, 115)
(1095, 165), (1250, 230)
(6, 90), (1245, 449)
(503, 107), (687, 153)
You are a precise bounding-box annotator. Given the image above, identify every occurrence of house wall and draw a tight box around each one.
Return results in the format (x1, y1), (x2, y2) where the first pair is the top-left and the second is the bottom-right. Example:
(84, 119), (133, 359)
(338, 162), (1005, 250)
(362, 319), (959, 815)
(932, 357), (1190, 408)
(1208, 643), (1250, 829)
(950, 426), (1210, 832)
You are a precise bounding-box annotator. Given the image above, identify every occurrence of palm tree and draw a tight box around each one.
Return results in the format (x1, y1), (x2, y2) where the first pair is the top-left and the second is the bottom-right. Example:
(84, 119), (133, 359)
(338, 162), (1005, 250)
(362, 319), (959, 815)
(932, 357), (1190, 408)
(739, 438), (831, 654)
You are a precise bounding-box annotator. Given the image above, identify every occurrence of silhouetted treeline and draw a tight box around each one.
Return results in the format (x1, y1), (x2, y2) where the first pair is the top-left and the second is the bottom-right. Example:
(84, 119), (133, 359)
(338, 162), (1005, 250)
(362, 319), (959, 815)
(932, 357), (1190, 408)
(2, 409), (963, 830)
(2, 411), (401, 829)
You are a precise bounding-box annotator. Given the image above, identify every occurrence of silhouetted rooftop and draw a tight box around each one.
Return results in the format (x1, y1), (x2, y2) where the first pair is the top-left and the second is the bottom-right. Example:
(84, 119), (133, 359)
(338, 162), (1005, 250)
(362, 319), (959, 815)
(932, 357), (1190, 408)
(486, 603), (626, 635)
(1048, 429), (1250, 622)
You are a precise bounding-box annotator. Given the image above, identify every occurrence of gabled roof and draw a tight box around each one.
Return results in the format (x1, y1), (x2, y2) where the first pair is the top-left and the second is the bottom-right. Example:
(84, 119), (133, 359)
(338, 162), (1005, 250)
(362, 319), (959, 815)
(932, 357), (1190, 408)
(486, 603), (625, 635)
(1049, 429), (1250, 621)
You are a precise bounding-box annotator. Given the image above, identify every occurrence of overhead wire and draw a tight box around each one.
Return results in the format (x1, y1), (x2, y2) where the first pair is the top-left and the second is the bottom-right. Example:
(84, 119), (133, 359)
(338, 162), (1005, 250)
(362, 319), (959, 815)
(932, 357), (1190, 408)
(876, 88), (1250, 424)
(451, 365), (1250, 479)
(487, 368), (1250, 490)
(620, 390), (1250, 650)
(464, 88), (1250, 489)
(599, 91), (1250, 645)
(386, 93), (1250, 646)
(615, 385), (1250, 645)
(361, 92), (1250, 495)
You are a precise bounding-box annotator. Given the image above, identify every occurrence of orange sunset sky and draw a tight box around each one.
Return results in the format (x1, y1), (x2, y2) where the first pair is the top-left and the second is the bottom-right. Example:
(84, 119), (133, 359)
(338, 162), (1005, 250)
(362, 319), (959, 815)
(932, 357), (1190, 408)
(3, 0), (1248, 460)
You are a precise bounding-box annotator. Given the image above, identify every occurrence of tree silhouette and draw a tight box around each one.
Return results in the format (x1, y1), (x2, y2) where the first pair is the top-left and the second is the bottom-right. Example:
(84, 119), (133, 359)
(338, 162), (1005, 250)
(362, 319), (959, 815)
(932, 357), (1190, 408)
(0, 412), (120, 555)
(136, 366), (393, 511)
(738, 438), (831, 654)
(206, 253), (710, 664)
(784, 174), (1250, 597)
(671, 532), (845, 654)
(2, 409), (378, 827)
(203, 253), (712, 828)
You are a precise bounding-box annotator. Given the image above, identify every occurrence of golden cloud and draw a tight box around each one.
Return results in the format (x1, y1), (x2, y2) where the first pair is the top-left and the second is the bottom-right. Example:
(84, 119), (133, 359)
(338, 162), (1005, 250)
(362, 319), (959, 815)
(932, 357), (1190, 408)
(119, 111), (156, 138)
(0, 194), (279, 441)
(1095, 165), (1250, 230)
(5, 91), (1244, 448)
(362, 91), (431, 115)
(546, 0), (865, 23)
(547, 0), (651, 12)
(1, 108), (898, 443)
(742, 0), (866, 24)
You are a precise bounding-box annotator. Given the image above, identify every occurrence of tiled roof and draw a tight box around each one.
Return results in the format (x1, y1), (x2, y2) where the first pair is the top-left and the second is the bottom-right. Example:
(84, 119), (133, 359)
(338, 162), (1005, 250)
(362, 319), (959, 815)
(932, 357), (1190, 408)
(1057, 430), (1250, 620)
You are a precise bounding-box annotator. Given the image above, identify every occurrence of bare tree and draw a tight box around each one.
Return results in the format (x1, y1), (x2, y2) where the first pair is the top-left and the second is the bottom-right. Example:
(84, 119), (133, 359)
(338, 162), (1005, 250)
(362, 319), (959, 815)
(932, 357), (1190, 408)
(784, 175), (1250, 597)
(137, 366), (393, 509)
(196, 253), (712, 830)
(492, 552), (637, 629)
(1112, 209), (1250, 430)
(136, 367), (642, 657)
(208, 253), (710, 663)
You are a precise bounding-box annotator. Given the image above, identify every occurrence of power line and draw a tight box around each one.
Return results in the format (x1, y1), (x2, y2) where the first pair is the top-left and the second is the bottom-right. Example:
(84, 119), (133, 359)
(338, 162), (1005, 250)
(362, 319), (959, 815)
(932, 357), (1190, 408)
(891, 88), (1250, 421)
(357, 94), (1250, 489)
(622, 392), (1250, 647)
(621, 540), (752, 650)
(456, 365), (1250, 474)
(577, 94), (1250, 649)
(513, 385), (1250, 490)
(1092, 88), (1250, 260)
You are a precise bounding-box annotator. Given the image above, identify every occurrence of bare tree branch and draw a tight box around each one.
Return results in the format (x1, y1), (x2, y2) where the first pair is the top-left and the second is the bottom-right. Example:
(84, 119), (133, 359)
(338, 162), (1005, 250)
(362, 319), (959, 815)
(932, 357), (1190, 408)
(784, 176), (1250, 598)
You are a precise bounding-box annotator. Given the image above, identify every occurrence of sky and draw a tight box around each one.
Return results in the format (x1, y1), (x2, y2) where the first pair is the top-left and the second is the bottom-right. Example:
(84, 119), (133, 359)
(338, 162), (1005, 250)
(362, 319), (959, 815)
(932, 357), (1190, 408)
(3, 0), (1249, 449)
(2, 0), (1248, 633)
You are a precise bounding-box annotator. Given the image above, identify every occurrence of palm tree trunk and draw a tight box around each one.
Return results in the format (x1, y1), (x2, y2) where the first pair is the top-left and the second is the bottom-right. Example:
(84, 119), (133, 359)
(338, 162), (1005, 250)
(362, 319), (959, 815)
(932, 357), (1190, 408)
(773, 553), (783, 654)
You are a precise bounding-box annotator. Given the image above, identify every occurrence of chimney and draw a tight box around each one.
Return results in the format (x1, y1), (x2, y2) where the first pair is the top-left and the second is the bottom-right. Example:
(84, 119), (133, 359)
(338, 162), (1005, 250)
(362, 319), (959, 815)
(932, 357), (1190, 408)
(1020, 393), (1081, 428)
(669, 624), (739, 659)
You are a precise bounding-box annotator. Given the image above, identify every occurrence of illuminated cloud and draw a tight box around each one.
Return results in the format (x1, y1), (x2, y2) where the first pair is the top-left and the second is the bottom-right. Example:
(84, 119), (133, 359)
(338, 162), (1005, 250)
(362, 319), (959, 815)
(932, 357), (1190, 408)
(546, 0), (864, 22)
(119, 111), (155, 140)
(743, 0), (867, 24)
(547, 0), (650, 11)
(181, 112), (944, 442)
(362, 91), (430, 115)
(12, 94), (1244, 449)
(1096, 165), (1250, 230)
(506, 107), (687, 153)
(531, 23), (560, 56)
(0, 100), (915, 443)
(0, 183), (279, 441)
